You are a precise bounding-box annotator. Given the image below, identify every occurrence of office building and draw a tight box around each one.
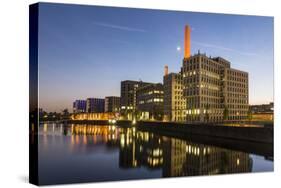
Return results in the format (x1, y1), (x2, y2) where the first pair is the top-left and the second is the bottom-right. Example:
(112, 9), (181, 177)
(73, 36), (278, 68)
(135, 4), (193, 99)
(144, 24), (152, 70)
(105, 96), (120, 113)
(162, 25), (249, 123)
(120, 80), (152, 120)
(73, 100), (86, 113)
(182, 53), (249, 122)
(86, 98), (105, 113)
(163, 67), (186, 122)
(137, 83), (164, 121)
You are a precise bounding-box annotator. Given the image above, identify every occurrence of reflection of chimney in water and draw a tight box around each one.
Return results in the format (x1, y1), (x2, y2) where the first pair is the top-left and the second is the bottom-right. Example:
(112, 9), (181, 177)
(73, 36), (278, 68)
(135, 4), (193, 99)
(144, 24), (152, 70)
(184, 25), (191, 58)
(164, 65), (168, 76)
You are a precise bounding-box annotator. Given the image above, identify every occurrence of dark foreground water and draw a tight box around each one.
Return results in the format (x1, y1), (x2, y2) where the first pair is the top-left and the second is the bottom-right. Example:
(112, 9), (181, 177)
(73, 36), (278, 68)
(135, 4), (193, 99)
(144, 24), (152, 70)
(38, 123), (273, 185)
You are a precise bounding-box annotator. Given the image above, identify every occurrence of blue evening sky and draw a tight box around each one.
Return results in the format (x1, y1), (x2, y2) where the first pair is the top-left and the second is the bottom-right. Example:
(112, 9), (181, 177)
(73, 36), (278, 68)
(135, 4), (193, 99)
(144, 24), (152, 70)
(38, 3), (274, 112)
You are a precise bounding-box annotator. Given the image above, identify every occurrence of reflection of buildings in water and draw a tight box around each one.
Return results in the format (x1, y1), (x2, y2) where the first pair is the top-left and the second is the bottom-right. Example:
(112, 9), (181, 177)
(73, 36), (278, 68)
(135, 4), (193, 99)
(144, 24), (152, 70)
(40, 124), (254, 177)
(69, 125), (120, 148)
(135, 132), (164, 169)
(41, 123), (65, 135)
(119, 127), (139, 168)
(41, 123), (65, 148)
(162, 139), (186, 177)
(162, 139), (253, 177)
(117, 128), (253, 175)
(119, 129), (164, 169)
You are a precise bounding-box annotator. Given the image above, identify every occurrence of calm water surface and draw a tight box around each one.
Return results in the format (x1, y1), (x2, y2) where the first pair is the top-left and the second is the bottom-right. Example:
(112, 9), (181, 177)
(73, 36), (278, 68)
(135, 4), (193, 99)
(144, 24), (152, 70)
(38, 123), (273, 185)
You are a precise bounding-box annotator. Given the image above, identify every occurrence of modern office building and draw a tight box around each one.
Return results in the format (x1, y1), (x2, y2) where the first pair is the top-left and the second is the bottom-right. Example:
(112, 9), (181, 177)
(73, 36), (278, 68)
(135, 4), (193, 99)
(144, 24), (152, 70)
(137, 83), (164, 121)
(120, 80), (152, 120)
(73, 100), (87, 113)
(105, 96), (120, 113)
(86, 98), (105, 113)
(182, 53), (249, 122)
(163, 67), (186, 122)
(175, 25), (249, 123)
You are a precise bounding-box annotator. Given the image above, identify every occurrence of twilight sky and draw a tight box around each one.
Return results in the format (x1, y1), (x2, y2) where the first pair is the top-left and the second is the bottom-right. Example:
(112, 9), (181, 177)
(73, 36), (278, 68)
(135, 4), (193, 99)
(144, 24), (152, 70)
(38, 3), (274, 112)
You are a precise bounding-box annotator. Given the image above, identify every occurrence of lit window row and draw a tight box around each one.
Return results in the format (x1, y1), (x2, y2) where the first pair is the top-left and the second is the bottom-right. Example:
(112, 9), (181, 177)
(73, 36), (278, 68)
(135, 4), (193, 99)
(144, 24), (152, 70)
(121, 106), (133, 110)
(154, 98), (163, 102)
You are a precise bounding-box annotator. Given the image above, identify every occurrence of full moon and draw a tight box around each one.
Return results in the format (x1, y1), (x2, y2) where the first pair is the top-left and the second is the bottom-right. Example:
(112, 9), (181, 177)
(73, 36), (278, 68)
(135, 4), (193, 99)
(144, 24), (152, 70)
(177, 46), (181, 51)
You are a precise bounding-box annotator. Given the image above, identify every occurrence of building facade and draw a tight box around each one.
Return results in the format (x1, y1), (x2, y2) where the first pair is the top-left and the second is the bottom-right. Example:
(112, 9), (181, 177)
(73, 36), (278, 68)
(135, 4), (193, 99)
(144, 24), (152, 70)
(105, 96), (121, 113)
(120, 80), (152, 120)
(250, 102), (273, 113)
(137, 83), (164, 121)
(86, 98), (105, 113)
(163, 72), (186, 122)
(160, 24), (249, 123)
(181, 52), (249, 122)
(73, 100), (87, 113)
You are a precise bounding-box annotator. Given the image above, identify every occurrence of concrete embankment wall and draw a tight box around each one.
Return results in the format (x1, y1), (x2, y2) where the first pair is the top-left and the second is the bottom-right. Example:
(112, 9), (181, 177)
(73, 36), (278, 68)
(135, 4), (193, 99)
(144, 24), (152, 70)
(136, 121), (273, 144)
